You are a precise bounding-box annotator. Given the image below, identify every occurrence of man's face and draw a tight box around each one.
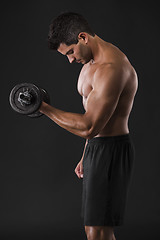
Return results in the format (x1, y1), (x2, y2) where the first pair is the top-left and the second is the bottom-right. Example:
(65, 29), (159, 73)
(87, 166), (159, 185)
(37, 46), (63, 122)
(57, 40), (93, 64)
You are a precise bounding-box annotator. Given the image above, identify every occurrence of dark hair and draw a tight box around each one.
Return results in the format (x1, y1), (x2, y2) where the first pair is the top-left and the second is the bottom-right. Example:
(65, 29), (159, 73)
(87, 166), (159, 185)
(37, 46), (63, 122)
(48, 12), (95, 50)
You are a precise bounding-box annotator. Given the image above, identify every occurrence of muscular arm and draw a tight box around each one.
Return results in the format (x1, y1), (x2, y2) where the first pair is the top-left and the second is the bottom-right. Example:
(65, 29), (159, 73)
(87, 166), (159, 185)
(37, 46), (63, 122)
(80, 139), (88, 162)
(40, 64), (125, 139)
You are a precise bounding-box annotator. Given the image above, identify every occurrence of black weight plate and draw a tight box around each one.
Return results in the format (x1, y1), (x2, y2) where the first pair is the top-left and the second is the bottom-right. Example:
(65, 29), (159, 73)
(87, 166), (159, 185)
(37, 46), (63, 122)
(9, 83), (42, 115)
(28, 88), (50, 118)
(27, 111), (43, 118)
(40, 88), (50, 106)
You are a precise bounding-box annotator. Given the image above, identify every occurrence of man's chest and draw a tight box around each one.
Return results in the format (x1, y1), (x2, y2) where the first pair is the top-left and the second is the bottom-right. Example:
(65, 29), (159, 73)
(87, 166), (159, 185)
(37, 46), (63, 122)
(77, 64), (97, 98)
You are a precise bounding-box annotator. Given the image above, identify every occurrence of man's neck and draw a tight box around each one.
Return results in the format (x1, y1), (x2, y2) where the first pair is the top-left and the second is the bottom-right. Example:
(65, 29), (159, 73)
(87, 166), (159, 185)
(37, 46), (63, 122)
(90, 35), (108, 63)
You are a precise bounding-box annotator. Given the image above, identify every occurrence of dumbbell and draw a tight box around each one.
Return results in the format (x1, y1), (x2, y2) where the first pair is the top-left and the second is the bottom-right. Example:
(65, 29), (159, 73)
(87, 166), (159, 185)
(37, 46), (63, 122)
(9, 83), (50, 117)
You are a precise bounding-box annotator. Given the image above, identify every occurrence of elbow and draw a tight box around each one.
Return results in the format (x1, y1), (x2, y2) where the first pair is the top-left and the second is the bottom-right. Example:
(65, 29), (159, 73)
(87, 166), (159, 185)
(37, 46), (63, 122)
(83, 127), (99, 140)
(82, 115), (100, 139)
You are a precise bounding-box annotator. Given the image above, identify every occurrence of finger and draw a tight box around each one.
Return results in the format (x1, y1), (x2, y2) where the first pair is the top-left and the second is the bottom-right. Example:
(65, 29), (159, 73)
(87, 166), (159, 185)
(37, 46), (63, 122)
(75, 169), (80, 178)
(80, 166), (83, 178)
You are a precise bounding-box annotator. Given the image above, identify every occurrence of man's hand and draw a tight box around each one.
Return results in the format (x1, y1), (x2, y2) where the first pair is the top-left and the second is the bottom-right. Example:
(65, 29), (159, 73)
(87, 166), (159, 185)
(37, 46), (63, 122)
(75, 160), (83, 179)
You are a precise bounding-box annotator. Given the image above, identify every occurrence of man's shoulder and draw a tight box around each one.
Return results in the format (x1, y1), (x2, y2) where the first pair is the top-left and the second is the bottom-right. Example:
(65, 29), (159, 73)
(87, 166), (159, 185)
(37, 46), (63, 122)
(94, 62), (122, 79)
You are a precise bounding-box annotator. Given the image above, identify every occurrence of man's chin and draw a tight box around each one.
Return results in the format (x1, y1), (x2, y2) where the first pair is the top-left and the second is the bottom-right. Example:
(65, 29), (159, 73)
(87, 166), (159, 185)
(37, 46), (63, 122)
(82, 59), (90, 64)
(76, 58), (90, 65)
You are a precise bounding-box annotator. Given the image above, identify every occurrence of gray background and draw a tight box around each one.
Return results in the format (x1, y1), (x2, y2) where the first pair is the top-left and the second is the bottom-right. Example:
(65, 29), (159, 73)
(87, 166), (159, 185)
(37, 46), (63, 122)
(1, 0), (159, 239)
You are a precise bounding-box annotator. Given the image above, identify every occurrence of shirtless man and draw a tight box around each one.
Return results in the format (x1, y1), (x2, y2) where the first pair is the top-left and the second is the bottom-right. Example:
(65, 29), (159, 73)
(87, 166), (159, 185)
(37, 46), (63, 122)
(40, 12), (138, 240)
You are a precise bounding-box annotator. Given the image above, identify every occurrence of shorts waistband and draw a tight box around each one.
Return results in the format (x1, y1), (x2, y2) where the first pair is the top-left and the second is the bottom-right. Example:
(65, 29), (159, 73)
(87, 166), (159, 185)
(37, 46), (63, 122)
(88, 134), (131, 144)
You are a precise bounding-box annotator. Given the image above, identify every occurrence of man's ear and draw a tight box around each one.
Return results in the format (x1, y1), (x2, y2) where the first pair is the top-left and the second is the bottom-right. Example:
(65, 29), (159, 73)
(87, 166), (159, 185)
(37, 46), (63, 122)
(78, 32), (88, 44)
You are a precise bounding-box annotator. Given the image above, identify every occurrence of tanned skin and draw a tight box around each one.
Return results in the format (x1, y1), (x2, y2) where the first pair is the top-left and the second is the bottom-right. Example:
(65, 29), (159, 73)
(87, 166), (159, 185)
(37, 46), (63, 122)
(40, 33), (138, 240)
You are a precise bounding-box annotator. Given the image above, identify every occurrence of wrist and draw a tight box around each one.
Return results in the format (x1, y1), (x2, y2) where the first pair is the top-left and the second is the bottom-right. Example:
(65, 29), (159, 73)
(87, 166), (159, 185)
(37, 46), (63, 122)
(39, 101), (49, 114)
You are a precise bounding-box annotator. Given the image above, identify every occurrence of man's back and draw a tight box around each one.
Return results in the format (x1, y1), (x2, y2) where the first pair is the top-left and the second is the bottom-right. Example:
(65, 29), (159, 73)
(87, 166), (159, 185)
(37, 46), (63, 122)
(77, 41), (138, 137)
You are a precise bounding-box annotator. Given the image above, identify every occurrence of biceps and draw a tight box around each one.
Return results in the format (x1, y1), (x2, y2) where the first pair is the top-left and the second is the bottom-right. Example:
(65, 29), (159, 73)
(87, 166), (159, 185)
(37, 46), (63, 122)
(84, 90), (119, 131)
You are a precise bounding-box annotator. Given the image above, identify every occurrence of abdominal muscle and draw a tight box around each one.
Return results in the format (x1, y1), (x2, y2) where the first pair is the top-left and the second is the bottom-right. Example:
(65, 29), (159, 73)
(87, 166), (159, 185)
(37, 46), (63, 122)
(83, 96), (130, 138)
(95, 114), (129, 137)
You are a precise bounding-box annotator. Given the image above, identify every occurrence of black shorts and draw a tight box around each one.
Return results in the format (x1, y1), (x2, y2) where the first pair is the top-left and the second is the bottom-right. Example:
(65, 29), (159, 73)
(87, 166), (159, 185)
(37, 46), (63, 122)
(81, 134), (135, 226)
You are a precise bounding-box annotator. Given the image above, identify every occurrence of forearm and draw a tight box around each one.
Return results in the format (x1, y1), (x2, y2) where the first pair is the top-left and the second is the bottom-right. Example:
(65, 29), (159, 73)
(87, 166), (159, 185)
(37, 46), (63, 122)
(40, 102), (91, 139)
(80, 139), (88, 162)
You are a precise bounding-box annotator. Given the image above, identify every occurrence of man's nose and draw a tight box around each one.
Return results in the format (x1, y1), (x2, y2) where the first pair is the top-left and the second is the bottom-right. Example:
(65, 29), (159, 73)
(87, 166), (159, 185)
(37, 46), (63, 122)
(67, 56), (75, 63)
